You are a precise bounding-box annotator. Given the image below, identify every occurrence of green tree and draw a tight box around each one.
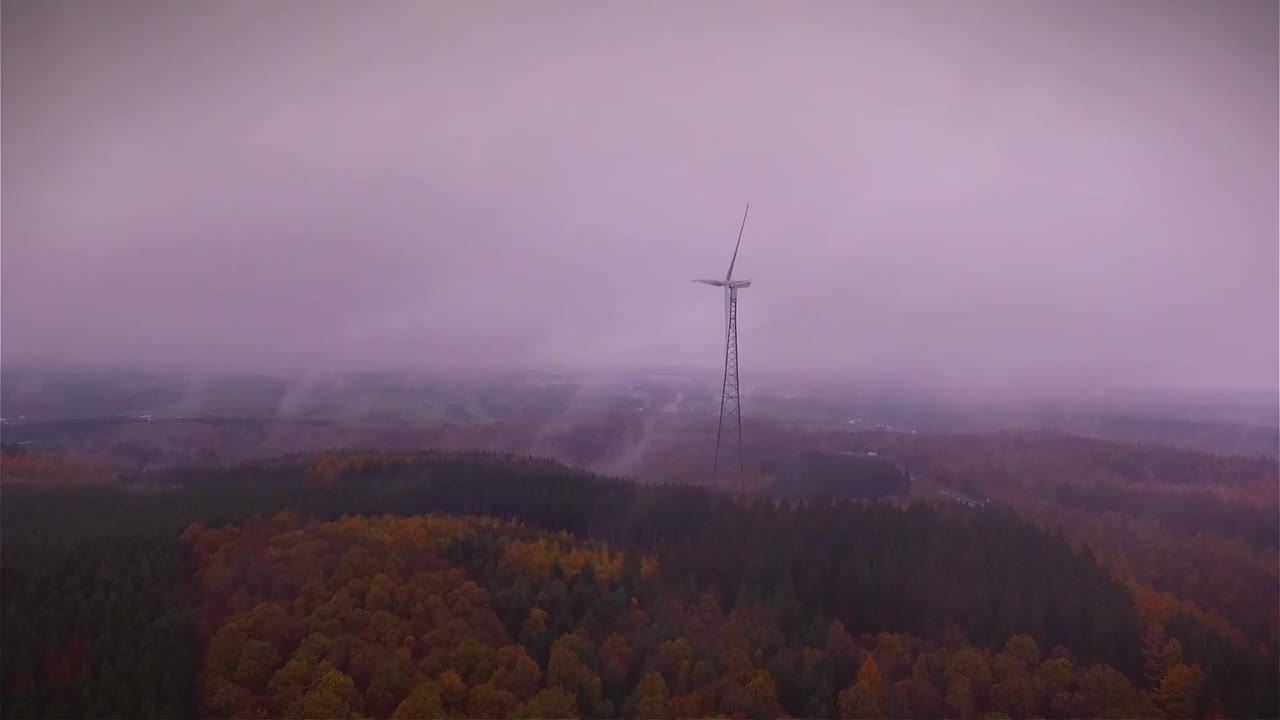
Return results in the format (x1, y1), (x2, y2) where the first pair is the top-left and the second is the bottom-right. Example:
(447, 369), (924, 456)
(365, 573), (395, 612)
(524, 686), (578, 719)
(233, 639), (282, 693)
(1079, 664), (1151, 719)
(391, 681), (445, 719)
(268, 655), (318, 709)
(467, 682), (515, 719)
(946, 648), (994, 705)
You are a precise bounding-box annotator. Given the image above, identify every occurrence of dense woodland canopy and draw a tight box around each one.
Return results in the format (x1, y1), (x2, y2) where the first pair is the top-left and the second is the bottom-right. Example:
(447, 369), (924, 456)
(2, 446), (1277, 718)
(185, 513), (1154, 719)
(844, 432), (1279, 658)
(760, 452), (909, 501)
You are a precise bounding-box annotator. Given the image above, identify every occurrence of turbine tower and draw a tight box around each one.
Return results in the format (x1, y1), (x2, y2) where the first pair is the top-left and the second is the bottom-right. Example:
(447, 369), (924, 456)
(694, 203), (752, 472)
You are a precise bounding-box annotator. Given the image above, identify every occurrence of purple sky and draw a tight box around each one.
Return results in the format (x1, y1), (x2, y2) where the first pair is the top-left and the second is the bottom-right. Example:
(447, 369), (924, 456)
(3, 0), (1277, 393)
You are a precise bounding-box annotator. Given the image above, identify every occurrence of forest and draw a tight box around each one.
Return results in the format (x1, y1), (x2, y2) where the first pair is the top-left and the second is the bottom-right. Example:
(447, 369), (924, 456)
(2, 448), (1275, 718)
(843, 432), (1279, 664)
(760, 452), (909, 501)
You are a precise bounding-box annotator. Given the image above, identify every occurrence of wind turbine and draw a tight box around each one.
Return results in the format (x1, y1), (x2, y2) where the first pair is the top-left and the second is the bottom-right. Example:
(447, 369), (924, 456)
(694, 203), (752, 473)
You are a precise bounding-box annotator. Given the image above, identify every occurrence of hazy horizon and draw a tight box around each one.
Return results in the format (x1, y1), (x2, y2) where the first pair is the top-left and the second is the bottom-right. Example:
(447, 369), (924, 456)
(4, 0), (1278, 394)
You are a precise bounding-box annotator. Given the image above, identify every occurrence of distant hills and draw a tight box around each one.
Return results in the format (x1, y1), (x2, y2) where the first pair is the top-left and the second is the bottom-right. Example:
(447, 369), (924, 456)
(2, 365), (1275, 458)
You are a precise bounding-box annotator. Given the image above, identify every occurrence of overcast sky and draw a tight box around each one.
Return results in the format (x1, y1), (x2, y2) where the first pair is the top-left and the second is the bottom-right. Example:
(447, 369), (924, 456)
(3, 0), (1277, 393)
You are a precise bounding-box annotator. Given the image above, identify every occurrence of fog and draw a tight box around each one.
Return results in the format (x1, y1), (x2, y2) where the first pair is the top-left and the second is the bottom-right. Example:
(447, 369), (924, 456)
(3, 0), (1277, 394)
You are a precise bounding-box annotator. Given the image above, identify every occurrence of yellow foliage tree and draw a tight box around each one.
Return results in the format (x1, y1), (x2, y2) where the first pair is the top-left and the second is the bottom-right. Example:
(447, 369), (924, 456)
(639, 555), (660, 581)
(1153, 663), (1203, 720)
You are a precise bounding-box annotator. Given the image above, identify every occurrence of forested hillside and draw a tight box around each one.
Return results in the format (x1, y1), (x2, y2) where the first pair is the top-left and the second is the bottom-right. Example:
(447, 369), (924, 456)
(844, 432), (1279, 662)
(185, 513), (1157, 719)
(3, 448), (1274, 718)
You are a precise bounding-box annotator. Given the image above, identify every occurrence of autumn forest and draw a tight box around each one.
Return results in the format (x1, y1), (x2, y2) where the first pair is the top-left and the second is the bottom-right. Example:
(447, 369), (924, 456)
(2, 437), (1277, 720)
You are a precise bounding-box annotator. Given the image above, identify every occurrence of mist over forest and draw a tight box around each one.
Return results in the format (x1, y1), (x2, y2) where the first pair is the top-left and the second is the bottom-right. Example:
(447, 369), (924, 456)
(2, 1), (1277, 719)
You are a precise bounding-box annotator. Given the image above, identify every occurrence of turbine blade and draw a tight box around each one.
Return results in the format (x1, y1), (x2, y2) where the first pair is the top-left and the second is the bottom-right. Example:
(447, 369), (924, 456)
(725, 202), (750, 281)
(693, 279), (726, 286)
